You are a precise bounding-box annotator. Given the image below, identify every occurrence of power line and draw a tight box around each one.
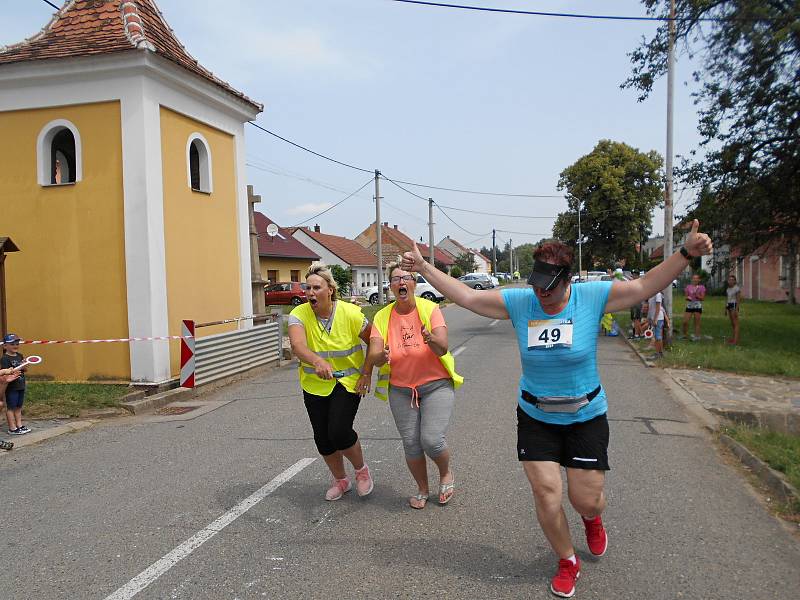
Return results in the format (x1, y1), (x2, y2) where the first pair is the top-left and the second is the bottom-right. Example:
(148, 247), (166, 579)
(287, 178), (374, 228)
(247, 160), (372, 199)
(40, 0), (60, 9)
(381, 174), (429, 202)
(435, 205), (560, 219)
(386, 176), (562, 198)
(435, 204), (490, 238)
(389, 0), (755, 22)
(247, 121), (373, 174)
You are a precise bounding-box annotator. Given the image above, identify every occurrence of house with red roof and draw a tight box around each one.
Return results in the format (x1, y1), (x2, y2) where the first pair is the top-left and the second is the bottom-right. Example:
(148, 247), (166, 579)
(0, 0), (261, 383)
(254, 214), (320, 285)
(291, 225), (382, 293)
(354, 222), (454, 273)
(437, 235), (492, 274)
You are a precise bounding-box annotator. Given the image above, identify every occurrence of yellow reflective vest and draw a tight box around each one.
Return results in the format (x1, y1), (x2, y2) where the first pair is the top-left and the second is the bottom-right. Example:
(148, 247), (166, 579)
(291, 300), (365, 395)
(371, 297), (463, 402)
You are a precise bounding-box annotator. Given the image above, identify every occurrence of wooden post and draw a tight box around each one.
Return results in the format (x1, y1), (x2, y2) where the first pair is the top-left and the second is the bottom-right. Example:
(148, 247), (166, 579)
(247, 186), (267, 323)
(0, 237), (20, 338)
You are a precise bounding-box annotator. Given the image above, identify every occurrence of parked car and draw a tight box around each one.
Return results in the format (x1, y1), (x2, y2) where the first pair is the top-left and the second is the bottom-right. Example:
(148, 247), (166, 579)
(362, 274), (445, 305)
(264, 282), (308, 306)
(458, 273), (495, 290)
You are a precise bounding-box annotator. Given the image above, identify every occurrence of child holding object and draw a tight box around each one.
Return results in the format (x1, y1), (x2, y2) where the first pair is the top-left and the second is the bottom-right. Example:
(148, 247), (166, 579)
(1, 333), (30, 435)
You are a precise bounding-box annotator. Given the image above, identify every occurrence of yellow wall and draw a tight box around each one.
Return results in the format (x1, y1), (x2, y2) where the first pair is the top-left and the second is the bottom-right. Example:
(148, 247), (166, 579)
(259, 258), (316, 283)
(0, 102), (129, 381)
(160, 107), (241, 376)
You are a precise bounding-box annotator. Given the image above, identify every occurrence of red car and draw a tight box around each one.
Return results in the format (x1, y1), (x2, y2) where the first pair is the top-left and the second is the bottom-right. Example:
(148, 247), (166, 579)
(264, 282), (308, 306)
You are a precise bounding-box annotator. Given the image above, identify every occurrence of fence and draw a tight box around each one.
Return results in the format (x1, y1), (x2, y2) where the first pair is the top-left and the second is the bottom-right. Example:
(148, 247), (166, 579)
(180, 314), (282, 388)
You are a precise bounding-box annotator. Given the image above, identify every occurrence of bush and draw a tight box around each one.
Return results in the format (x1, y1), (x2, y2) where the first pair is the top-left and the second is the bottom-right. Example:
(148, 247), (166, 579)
(450, 265), (463, 278)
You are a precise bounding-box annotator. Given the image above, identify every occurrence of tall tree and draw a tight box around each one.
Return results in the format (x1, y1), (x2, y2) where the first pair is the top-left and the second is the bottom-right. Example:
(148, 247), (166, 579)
(453, 252), (477, 274)
(553, 140), (663, 269)
(624, 1), (800, 302)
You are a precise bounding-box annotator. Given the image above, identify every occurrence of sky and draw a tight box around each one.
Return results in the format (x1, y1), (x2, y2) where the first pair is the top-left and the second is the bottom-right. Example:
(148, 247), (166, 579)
(1, 0), (705, 250)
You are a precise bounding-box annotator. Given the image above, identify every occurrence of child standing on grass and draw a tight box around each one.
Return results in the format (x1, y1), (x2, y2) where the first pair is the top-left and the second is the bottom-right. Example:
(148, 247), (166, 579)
(1, 333), (30, 435)
(725, 275), (742, 345)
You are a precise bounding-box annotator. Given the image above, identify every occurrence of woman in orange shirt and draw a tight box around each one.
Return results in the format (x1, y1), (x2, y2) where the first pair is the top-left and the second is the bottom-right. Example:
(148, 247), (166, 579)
(357, 262), (462, 509)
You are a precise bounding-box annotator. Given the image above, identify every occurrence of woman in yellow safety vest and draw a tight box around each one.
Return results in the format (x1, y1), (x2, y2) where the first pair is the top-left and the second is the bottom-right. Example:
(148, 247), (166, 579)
(288, 265), (374, 501)
(356, 261), (462, 509)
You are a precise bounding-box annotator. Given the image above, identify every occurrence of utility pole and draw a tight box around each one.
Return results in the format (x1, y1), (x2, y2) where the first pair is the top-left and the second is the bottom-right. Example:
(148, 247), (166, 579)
(509, 239), (514, 277)
(375, 169), (384, 304)
(577, 200), (582, 279)
(664, 0), (676, 341)
(428, 198), (435, 265)
(492, 229), (497, 275)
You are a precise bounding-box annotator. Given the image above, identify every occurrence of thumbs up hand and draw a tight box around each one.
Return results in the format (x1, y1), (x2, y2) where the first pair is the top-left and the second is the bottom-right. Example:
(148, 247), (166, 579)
(401, 242), (425, 272)
(684, 219), (713, 258)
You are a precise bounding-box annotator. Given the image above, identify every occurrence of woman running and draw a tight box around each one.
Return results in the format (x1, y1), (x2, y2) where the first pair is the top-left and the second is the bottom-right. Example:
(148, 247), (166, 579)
(288, 265), (374, 501)
(356, 262), (462, 509)
(400, 220), (712, 598)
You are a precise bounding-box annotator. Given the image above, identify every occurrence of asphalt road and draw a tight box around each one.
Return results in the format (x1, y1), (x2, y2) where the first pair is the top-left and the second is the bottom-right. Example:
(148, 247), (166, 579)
(2, 304), (798, 599)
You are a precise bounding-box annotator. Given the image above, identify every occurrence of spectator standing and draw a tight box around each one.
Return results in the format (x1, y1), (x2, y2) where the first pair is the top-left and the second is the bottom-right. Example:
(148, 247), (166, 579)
(0, 368), (21, 449)
(682, 274), (707, 341)
(647, 290), (667, 360)
(1, 334), (30, 435)
(725, 275), (742, 345)
(628, 272), (645, 338)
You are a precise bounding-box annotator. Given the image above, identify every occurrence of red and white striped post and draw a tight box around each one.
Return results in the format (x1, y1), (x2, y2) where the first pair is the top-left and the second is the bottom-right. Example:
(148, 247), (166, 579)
(180, 320), (195, 388)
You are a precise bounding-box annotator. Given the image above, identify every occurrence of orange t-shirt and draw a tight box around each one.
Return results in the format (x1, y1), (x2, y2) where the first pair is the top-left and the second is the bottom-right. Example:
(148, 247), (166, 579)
(371, 306), (450, 388)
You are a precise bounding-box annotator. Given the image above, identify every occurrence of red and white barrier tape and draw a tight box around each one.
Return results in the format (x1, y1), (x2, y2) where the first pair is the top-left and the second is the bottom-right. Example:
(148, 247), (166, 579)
(19, 335), (191, 345)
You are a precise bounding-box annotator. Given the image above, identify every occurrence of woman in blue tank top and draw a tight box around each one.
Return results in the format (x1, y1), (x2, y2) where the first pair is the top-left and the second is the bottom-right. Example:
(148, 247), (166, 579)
(400, 220), (712, 598)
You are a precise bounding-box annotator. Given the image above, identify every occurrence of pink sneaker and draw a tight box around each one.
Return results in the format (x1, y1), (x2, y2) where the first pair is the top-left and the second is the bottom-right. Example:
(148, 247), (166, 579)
(354, 464), (374, 497)
(325, 477), (351, 501)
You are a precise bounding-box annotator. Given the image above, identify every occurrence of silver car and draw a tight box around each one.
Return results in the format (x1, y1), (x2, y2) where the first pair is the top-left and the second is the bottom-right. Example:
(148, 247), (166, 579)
(458, 273), (495, 290)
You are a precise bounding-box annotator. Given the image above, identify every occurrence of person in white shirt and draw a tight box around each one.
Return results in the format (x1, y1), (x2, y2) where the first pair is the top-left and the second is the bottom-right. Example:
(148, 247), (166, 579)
(725, 275), (742, 345)
(647, 289), (668, 359)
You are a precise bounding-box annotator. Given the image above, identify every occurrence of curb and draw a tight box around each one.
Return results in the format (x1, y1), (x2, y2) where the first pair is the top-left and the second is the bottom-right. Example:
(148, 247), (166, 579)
(0, 420), (95, 454)
(617, 333), (799, 512)
(719, 433), (800, 508)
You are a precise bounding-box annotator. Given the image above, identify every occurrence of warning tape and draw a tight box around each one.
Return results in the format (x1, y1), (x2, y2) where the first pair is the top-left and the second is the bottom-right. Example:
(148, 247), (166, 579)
(19, 335), (191, 345)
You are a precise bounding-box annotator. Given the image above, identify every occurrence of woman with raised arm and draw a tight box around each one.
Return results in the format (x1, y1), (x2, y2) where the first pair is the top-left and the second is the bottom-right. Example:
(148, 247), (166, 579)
(288, 265), (375, 502)
(356, 262), (462, 509)
(400, 220), (712, 598)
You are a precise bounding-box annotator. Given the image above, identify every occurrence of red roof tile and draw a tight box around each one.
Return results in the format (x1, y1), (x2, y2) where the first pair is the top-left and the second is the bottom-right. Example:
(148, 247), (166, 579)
(0, 0), (261, 111)
(293, 227), (379, 267)
(255, 213), (319, 260)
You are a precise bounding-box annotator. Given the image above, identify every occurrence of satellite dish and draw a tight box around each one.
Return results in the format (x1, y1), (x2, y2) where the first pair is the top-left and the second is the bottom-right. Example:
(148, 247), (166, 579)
(266, 223), (279, 237)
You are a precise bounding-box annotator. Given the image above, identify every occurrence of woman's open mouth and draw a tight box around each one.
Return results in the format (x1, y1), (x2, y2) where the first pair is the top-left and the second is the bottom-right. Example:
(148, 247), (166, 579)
(397, 286), (409, 298)
(309, 298), (318, 306)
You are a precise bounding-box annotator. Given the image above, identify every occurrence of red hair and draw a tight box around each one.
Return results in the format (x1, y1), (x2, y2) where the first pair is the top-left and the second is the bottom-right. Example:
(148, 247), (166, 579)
(533, 242), (574, 271)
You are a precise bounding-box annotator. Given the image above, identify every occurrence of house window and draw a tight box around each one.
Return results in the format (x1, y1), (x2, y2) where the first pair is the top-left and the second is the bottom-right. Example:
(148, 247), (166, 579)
(267, 270), (278, 284)
(186, 133), (212, 193)
(37, 119), (82, 186)
(290, 270), (300, 282)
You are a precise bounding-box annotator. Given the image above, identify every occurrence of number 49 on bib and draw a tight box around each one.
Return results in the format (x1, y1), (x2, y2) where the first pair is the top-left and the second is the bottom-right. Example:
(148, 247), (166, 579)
(527, 319), (573, 350)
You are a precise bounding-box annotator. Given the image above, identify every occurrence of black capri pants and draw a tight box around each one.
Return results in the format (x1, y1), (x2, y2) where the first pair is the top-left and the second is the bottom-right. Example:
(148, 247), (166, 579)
(303, 382), (361, 456)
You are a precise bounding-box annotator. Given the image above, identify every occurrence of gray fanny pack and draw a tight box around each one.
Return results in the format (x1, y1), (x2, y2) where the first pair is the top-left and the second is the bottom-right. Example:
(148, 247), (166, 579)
(521, 386), (601, 414)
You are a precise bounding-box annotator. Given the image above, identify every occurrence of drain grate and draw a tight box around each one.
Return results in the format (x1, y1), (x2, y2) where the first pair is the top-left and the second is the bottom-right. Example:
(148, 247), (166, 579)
(156, 405), (200, 416)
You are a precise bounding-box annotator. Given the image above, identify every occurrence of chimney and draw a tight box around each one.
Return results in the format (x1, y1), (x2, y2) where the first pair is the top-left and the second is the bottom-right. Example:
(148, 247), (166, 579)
(393, 224), (398, 229)
(383, 221), (388, 227)
(314, 224), (320, 233)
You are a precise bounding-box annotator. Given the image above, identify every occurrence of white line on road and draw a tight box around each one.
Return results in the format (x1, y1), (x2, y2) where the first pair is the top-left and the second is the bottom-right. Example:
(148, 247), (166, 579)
(104, 457), (316, 600)
(452, 346), (466, 357)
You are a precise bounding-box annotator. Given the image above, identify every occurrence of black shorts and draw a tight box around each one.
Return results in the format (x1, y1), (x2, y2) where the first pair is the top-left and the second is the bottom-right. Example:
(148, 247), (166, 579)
(517, 407), (610, 470)
(685, 306), (702, 314)
(303, 383), (361, 456)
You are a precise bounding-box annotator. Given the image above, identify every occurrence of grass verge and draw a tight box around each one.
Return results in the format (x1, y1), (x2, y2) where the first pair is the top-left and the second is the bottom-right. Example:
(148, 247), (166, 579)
(615, 296), (800, 378)
(15, 382), (130, 419)
(722, 423), (800, 515)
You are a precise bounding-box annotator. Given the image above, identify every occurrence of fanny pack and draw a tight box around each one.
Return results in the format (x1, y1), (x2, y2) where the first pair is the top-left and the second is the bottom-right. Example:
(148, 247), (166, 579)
(521, 386), (601, 414)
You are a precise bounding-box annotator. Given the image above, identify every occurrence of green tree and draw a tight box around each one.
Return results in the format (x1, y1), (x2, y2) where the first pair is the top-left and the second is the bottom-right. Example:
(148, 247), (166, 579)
(624, 1), (800, 302)
(330, 264), (352, 296)
(553, 140), (663, 269)
(450, 265), (464, 279)
(454, 252), (477, 274)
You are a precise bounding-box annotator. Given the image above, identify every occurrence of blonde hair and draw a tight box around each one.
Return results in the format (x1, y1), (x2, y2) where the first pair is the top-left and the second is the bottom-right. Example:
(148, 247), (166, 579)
(385, 261), (416, 283)
(305, 264), (338, 299)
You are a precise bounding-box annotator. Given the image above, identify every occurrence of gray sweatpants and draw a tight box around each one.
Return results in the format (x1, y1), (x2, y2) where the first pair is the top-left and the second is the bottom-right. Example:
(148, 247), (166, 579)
(388, 378), (455, 459)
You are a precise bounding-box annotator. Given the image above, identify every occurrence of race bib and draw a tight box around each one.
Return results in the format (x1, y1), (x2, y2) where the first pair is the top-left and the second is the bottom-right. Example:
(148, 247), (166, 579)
(528, 319), (573, 350)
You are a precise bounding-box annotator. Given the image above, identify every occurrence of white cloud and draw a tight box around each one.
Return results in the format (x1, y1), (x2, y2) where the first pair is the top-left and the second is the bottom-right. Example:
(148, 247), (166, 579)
(285, 202), (333, 216)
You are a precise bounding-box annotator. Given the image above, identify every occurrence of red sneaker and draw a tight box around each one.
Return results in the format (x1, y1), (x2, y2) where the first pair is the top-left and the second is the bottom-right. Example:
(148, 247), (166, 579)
(582, 515), (608, 557)
(550, 557), (580, 598)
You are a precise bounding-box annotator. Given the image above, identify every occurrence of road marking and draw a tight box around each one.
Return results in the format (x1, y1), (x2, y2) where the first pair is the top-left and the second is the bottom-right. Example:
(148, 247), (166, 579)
(104, 458), (316, 600)
(489, 319), (499, 327)
(452, 346), (466, 357)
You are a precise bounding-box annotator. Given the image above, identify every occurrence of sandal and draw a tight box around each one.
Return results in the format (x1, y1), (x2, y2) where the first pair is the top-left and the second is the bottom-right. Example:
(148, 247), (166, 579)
(438, 479), (455, 505)
(408, 493), (428, 509)
(0, 440), (13, 451)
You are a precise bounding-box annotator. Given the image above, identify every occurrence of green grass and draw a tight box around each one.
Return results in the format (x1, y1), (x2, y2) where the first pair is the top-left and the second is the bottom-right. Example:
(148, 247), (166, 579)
(615, 296), (800, 378)
(20, 382), (130, 418)
(723, 423), (800, 513)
